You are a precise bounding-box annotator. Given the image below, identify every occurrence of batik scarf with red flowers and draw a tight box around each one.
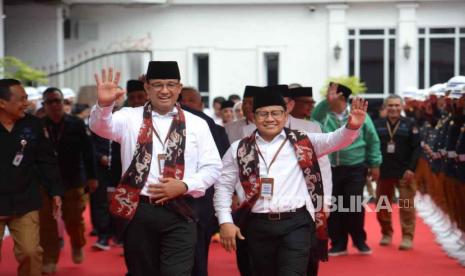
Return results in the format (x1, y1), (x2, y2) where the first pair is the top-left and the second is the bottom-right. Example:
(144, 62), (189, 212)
(236, 128), (329, 261)
(109, 102), (195, 222)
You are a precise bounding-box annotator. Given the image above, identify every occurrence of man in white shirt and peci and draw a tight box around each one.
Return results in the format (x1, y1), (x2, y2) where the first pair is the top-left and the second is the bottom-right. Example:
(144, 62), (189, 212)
(89, 61), (222, 276)
(214, 86), (368, 276)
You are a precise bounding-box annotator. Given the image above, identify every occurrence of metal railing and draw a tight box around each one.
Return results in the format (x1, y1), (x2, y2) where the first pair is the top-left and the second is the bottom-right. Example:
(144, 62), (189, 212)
(46, 49), (153, 97)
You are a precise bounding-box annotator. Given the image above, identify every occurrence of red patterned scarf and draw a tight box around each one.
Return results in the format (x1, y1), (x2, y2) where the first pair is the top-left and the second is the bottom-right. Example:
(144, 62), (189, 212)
(109, 103), (195, 222)
(236, 128), (329, 261)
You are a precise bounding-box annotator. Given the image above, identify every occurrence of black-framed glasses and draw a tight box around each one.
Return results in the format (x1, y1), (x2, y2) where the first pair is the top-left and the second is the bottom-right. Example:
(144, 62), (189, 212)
(255, 110), (285, 120)
(148, 82), (180, 92)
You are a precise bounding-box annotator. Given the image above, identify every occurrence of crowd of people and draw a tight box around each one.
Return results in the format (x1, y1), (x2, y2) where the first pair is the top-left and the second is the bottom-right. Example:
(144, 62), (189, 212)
(0, 60), (464, 276)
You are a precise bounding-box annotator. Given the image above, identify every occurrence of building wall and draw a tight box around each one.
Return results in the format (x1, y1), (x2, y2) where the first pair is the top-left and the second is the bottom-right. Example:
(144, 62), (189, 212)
(64, 4), (328, 102)
(3, 1), (465, 103)
(4, 4), (64, 74)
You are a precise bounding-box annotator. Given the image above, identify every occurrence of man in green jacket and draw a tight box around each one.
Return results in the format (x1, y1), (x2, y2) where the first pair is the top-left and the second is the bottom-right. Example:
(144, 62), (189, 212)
(312, 82), (382, 256)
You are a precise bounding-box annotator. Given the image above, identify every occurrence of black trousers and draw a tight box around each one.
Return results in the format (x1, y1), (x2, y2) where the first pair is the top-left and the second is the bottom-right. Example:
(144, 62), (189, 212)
(188, 186), (218, 276)
(124, 202), (197, 276)
(306, 240), (320, 276)
(232, 210), (253, 276)
(236, 238), (253, 276)
(246, 210), (314, 276)
(328, 164), (368, 249)
(90, 168), (112, 240)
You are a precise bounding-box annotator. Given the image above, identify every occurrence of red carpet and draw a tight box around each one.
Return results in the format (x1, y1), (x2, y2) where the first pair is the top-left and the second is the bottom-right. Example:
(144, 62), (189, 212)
(1, 205), (463, 275)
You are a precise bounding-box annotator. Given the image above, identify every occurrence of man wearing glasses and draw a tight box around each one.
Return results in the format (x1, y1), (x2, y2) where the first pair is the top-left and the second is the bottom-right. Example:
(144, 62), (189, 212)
(214, 86), (367, 276)
(89, 61), (222, 275)
(40, 87), (97, 274)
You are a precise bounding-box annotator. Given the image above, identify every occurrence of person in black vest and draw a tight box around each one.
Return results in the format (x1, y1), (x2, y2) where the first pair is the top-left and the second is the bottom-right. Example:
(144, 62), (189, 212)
(92, 129), (123, 246)
(90, 63), (222, 275)
(40, 87), (97, 273)
(179, 86), (230, 276)
(90, 93), (124, 251)
(374, 94), (421, 250)
(0, 79), (63, 276)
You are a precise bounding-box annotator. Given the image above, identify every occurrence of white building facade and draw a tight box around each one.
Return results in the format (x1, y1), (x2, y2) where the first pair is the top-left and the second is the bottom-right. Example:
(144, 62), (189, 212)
(3, 0), (465, 105)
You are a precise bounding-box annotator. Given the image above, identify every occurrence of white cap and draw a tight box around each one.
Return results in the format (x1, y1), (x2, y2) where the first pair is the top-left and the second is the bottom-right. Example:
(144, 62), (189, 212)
(428, 83), (447, 97)
(415, 89), (428, 101)
(446, 75), (465, 91)
(25, 87), (42, 101)
(61, 88), (76, 100)
(401, 86), (419, 99)
(448, 84), (465, 99)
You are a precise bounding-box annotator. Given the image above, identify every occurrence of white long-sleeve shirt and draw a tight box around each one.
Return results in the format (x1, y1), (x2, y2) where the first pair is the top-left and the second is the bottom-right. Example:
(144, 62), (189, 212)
(214, 126), (359, 225)
(287, 115), (333, 207)
(89, 104), (223, 198)
(224, 118), (256, 144)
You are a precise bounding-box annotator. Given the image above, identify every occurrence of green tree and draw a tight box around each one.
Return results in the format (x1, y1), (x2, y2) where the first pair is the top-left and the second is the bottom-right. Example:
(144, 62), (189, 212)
(320, 76), (367, 97)
(0, 56), (48, 84)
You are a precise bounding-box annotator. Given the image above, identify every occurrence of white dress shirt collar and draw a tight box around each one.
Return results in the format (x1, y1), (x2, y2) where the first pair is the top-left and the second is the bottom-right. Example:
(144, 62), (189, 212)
(255, 129), (287, 144)
(152, 107), (178, 118)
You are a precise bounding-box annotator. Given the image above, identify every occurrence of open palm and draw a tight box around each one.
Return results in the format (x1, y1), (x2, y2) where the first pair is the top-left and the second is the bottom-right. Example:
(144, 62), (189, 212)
(347, 97), (368, 130)
(94, 68), (125, 107)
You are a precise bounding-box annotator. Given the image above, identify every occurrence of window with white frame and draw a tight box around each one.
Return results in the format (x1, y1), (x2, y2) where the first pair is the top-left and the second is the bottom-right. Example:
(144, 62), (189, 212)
(348, 28), (396, 97)
(418, 27), (465, 88)
(193, 53), (210, 106)
(264, 53), (279, 86)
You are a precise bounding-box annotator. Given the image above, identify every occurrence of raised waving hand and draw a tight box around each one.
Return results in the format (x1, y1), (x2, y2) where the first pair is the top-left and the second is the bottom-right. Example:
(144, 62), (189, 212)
(94, 68), (126, 107)
(347, 97), (368, 130)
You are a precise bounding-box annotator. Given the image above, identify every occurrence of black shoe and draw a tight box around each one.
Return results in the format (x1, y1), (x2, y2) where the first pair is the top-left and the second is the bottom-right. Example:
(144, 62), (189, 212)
(355, 243), (372, 255)
(328, 246), (348, 256)
(89, 229), (98, 236)
(93, 238), (110, 251)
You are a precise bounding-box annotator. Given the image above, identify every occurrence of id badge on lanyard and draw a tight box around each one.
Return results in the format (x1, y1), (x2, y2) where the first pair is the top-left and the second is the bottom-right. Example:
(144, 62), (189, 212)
(255, 136), (288, 200)
(387, 141), (396, 154)
(386, 120), (400, 154)
(12, 139), (27, 167)
(260, 177), (274, 199)
(152, 121), (173, 176)
(157, 153), (167, 175)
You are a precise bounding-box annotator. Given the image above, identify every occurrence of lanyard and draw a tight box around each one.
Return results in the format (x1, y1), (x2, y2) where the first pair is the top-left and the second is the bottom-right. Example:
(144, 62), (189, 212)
(255, 136), (288, 176)
(386, 120), (401, 142)
(151, 118), (175, 151)
(47, 121), (65, 154)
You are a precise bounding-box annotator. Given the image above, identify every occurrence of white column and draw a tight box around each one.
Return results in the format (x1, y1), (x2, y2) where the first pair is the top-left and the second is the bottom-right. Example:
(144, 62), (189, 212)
(396, 3), (419, 94)
(56, 5), (65, 88)
(326, 4), (349, 78)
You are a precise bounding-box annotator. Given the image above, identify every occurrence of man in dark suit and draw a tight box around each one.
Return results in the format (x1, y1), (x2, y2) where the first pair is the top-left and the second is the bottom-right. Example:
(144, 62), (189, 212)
(180, 87), (230, 276)
(40, 87), (97, 273)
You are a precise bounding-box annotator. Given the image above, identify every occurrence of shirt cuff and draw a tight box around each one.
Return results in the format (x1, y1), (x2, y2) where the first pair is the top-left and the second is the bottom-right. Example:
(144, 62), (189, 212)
(217, 212), (234, 225)
(342, 125), (359, 138)
(95, 102), (115, 117)
(182, 177), (205, 198)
